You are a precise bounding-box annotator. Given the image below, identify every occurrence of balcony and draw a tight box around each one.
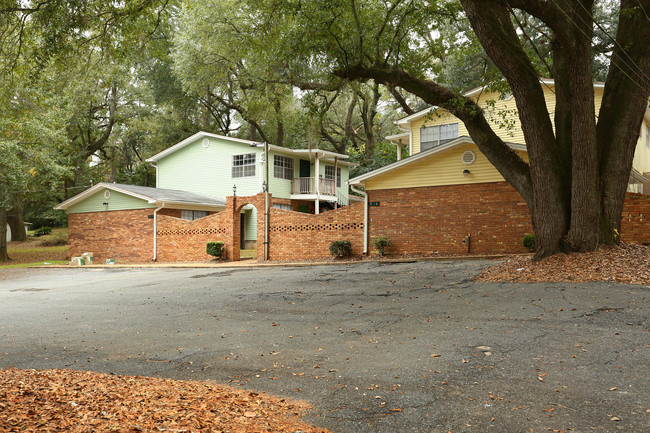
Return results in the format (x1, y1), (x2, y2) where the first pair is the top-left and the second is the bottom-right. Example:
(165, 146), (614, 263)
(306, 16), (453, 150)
(291, 177), (336, 198)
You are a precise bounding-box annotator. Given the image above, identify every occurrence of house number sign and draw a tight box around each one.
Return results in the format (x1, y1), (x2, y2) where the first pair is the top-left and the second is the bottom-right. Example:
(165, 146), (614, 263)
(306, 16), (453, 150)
(368, 201), (380, 207)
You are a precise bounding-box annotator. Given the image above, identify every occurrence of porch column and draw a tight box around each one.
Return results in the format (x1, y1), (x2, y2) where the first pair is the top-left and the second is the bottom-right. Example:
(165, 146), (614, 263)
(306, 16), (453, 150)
(315, 152), (320, 214)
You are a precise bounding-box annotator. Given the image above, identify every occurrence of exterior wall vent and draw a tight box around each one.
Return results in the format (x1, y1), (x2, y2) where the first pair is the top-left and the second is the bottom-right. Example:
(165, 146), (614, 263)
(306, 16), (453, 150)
(104, 190), (111, 199)
(202, 138), (210, 148)
(462, 150), (476, 165)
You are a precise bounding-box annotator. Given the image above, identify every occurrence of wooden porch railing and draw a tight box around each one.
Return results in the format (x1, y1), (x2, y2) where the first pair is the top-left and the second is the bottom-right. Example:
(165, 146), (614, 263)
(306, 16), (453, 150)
(291, 177), (336, 195)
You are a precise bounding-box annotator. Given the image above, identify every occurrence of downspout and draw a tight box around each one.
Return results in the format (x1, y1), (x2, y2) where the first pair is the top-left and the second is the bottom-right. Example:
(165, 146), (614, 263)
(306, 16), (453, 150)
(350, 184), (368, 254)
(264, 142), (269, 261)
(152, 202), (165, 261)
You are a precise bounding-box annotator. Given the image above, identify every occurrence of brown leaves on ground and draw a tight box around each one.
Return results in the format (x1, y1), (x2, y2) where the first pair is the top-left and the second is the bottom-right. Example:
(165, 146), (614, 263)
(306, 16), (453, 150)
(477, 243), (650, 285)
(0, 368), (329, 433)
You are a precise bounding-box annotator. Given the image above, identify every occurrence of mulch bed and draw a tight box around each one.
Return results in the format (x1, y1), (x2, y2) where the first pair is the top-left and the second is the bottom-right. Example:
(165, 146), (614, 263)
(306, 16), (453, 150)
(476, 242), (650, 285)
(0, 368), (329, 433)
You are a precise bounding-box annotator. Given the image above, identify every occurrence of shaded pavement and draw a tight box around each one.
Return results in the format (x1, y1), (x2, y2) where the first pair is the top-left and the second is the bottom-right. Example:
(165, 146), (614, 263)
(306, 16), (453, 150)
(0, 261), (648, 432)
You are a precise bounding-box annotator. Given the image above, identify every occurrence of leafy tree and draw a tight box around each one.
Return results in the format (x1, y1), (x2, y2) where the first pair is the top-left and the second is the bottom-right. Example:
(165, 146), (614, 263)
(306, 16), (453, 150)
(241, 0), (650, 258)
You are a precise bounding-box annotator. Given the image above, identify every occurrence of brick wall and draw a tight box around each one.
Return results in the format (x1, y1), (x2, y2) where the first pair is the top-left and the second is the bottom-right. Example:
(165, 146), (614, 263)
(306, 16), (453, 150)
(268, 203), (364, 260)
(66, 186), (650, 263)
(621, 192), (650, 245)
(367, 182), (533, 255)
(68, 209), (154, 263)
(156, 211), (231, 261)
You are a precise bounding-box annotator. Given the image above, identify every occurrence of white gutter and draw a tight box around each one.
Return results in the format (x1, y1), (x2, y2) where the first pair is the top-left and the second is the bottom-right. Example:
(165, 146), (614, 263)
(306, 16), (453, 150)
(350, 185), (368, 254)
(152, 203), (165, 261)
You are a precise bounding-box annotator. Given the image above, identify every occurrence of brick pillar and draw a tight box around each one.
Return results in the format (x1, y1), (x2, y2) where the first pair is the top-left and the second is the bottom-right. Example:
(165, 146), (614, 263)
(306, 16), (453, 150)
(226, 196), (240, 262)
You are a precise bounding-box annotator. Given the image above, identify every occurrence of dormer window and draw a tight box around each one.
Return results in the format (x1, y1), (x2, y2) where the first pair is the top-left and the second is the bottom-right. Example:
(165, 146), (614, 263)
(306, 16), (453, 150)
(420, 123), (459, 151)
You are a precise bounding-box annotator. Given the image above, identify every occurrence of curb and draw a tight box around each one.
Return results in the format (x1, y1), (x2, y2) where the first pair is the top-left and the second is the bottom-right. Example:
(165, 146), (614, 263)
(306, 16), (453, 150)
(30, 255), (506, 270)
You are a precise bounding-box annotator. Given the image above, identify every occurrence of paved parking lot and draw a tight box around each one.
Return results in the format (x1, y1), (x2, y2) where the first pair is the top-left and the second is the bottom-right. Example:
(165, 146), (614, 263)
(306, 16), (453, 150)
(1, 261), (648, 432)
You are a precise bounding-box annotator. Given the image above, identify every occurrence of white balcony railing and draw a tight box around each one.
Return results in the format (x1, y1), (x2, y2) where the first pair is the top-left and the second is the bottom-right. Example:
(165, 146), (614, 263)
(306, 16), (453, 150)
(291, 177), (336, 196)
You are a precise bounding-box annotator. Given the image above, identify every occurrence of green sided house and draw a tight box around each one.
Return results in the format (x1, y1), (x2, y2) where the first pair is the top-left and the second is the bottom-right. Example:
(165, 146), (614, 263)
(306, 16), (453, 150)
(349, 79), (650, 256)
(56, 132), (354, 262)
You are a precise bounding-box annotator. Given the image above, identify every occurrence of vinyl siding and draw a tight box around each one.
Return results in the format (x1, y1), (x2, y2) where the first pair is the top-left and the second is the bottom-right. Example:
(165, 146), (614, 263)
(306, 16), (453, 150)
(157, 136), (262, 198)
(408, 86), (620, 156)
(364, 143), (528, 191)
(67, 189), (154, 213)
(243, 207), (256, 241)
(156, 138), (350, 202)
(632, 120), (650, 175)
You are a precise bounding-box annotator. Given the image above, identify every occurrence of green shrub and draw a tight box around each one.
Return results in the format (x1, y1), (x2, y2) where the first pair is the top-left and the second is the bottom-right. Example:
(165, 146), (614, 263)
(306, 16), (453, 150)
(372, 236), (390, 256)
(40, 235), (67, 247)
(523, 234), (536, 251)
(206, 242), (225, 258)
(329, 240), (352, 258)
(33, 226), (52, 237)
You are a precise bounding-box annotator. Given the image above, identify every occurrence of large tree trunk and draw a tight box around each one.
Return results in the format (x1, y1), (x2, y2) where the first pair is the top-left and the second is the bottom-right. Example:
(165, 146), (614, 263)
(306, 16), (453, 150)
(0, 208), (10, 262)
(7, 198), (26, 242)
(597, 0), (650, 244)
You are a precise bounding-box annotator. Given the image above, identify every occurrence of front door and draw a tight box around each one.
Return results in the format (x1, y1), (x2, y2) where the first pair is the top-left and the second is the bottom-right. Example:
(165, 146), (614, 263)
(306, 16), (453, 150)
(299, 159), (311, 178)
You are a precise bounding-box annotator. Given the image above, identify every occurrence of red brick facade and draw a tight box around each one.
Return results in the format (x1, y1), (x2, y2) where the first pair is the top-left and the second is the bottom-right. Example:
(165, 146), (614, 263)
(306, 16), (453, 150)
(68, 208), (154, 263)
(621, 192), (650, 245)
(268, 203), (364, 260)
(367, 182), (533, 255)
(66, 185), (650, 263)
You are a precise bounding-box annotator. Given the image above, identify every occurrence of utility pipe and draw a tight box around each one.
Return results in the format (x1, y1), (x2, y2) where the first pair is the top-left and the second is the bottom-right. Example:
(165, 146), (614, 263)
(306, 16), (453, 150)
(152, 202), (165, 261)
(264, 141), (269, 261)
(350, 185), (368, 254)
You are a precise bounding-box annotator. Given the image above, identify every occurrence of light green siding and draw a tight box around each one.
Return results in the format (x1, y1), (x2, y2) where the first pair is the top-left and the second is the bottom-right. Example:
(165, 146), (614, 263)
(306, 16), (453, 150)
(67, 189), (154, 213)
(157, 136), (263, 198)
(156, 136), (350, 203)
(243, 207), (257, 241)
(268, 151), (294, 198)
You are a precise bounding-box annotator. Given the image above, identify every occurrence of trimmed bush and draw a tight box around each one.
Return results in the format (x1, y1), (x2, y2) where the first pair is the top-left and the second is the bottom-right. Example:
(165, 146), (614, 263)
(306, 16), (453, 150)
(33, 226), (52, 237)
(523, 234), (536, 251)
(329, 240), (352, 258)
(206, 242), (225, 258)
(372, 236), (390, 256)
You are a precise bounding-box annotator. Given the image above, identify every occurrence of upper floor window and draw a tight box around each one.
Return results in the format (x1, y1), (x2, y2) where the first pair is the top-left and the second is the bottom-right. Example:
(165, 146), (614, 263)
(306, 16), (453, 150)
(420, 123), (459, 151)
(325, 165), (342, 187)
(232, 153), (256, 178)
(273, 155), (294, 180)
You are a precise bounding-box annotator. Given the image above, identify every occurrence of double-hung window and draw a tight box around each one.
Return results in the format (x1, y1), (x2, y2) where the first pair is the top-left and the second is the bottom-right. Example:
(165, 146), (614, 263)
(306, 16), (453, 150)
(232, 153), (256, 178)
(420, 123), (459, 151)
(273, 155), (294, 180)
(325, 165), (342, 187)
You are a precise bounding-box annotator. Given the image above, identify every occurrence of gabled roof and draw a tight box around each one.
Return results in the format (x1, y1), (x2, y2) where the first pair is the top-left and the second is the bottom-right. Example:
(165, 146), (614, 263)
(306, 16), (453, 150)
(145, 131), (354, 166)
(348, 136), (525, 186)
(146, 132), (260, 163)
(55, 183), (226, 211)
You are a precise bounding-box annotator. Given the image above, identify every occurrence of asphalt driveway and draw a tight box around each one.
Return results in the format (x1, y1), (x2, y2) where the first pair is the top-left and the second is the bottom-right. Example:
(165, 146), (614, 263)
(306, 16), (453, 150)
(0, 261), (648, 432)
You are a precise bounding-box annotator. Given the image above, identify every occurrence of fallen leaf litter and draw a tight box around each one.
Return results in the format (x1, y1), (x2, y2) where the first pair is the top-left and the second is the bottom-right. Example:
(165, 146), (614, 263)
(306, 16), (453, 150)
(0, 367), (329, 432)
(476, 243), (650, 284)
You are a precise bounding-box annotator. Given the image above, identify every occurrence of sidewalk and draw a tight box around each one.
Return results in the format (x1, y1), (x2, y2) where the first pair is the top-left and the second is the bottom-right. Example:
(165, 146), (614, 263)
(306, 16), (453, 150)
(37, 254), (506, 269)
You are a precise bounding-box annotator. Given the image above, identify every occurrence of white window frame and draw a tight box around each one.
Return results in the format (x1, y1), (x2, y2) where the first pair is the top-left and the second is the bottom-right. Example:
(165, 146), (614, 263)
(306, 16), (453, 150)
(420, 123), (459, 151)
(181, 210), (208, 221)
(325, 165), (342, 187)
(273, 155), (294, 180)
(232, 153), (256, 178)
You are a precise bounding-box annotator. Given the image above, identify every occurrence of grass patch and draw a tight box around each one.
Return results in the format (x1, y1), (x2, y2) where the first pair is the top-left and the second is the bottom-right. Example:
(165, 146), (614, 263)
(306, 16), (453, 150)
(2, 228), (68, 266)
(240, 249), (257, 259)
(0, 261), (68, 269)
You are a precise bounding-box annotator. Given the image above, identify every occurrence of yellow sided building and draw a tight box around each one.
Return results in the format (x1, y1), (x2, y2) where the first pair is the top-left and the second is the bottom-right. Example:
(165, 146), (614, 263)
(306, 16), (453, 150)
(349, 79), (650, 255)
